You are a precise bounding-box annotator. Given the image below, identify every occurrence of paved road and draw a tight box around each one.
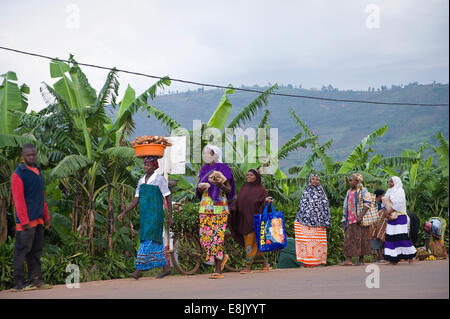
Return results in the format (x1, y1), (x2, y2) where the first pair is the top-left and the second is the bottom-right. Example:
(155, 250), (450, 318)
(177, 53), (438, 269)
(1, 260), (448, 299)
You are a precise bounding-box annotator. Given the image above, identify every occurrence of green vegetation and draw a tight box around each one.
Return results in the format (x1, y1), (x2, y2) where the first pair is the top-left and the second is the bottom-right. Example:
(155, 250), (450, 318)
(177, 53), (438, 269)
(0, 60), (448, 290)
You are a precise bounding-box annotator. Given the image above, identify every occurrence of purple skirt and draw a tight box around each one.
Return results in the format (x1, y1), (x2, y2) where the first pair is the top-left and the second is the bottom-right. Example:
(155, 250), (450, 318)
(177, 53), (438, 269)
(384, 215), (417, 262)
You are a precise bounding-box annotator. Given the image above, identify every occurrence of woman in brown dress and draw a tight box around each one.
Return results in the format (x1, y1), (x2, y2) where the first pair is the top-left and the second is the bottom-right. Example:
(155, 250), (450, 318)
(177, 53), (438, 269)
(341, 173), (372, 266)
(229, 169), (273, 273)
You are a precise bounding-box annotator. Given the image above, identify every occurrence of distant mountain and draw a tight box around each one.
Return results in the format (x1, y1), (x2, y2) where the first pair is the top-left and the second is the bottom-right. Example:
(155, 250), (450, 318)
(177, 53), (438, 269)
(126, 82), (449, 170)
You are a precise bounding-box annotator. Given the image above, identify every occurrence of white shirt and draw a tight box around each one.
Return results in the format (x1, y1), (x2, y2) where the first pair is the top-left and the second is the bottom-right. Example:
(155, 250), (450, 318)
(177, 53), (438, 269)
(135, 172), (171, 198)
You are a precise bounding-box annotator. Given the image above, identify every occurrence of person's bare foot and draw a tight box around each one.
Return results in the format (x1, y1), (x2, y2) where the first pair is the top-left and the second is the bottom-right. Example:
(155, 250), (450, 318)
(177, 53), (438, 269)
(129, 270), (142, 280)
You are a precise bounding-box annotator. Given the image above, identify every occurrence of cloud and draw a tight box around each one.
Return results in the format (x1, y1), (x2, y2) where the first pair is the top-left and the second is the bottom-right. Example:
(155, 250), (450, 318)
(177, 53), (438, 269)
(0, 0), (448, 112)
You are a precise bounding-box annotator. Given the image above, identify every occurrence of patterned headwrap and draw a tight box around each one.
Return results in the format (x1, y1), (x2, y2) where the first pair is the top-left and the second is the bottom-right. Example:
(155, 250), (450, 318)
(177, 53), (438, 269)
(350, 173), (364, 192)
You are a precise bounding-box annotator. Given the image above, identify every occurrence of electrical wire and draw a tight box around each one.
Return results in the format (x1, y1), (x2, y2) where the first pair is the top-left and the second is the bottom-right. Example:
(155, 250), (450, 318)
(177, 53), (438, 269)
(1, 46), (448, 106)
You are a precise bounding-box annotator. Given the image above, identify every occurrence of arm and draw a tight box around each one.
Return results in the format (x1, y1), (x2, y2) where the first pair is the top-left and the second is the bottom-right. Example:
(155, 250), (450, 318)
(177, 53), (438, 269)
(165, 194), (173, 228)
(11, 173), (31, 229)
(218, 180), (231, 194)
(118, 197), (139, 222)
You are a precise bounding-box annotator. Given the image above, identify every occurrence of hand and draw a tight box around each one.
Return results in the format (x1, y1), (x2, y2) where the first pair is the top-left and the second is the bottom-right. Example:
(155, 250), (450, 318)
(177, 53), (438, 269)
(22, 223), (31, 230)
(265, 196), (273, 203)
(44, 219), (51, 229)
(118, 212), (126, 222)
(198, 182), (210, 192)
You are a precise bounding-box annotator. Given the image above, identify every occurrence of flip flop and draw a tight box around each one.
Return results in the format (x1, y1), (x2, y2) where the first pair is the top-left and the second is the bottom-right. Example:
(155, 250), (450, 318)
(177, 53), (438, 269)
(340, 262), (353, 266)
(33, 283), (53, 290)
(10, 285), (37, 292)
(209, 272), (224, 279)
(240, 268), (252, 274)
(220, 254), (229, 272)
(259, 265), (272, 272)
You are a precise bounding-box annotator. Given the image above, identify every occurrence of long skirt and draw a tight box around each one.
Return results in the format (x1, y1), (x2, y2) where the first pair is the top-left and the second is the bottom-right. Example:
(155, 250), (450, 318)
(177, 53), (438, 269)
(384, 214), (417, 262)
(243, 232), (266, 264)
(294, 221), (328, 266)
(199, 212), (228, 265)
(135, 240), (167, 271)
(343, 223), (372, 257)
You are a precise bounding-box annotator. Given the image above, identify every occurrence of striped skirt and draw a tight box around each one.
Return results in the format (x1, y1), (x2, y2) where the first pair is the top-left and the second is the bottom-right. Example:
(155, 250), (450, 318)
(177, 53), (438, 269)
(294, 221), (328, 266)
(135, 240), (168, 271)
(384, 214), (417, 262)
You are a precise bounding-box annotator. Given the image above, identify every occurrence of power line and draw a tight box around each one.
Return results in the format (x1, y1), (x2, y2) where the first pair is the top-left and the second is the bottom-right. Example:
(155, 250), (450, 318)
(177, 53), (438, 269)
(1, 46), (448, 107)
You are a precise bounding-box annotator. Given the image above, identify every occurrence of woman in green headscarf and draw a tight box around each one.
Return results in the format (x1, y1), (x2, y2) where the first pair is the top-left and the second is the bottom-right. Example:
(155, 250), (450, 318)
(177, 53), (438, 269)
(118, 156), (173, 279)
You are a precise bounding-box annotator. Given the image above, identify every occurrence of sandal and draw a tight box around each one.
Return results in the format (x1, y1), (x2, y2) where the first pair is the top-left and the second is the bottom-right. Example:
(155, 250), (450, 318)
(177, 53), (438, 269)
(10, 285), (37, 292)
(259, 265), (272, 272)
(209, 272), (224, 279)
(240, 268), (252, 274)
(340, 262), (353, 266)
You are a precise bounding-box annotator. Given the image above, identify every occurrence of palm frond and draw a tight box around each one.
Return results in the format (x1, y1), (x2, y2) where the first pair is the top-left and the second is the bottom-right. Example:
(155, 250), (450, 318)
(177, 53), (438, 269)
(48, 154), (92, 181)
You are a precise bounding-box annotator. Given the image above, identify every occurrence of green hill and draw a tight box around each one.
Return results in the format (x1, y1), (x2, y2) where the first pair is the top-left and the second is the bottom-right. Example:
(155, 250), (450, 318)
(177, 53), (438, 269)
(129, 82), (449, 170)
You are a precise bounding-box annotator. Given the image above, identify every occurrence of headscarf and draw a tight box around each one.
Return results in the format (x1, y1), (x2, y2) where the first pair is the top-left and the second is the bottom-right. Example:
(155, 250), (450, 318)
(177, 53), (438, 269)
(144, 156), (159, 169)
(197, 144), (235, 203)
(385, 176), (407, 213)
(350, 173), (364, 192)
(229, 169), (268, 245)
(203, 144), (223, 163)
(295, 174), (331, 228)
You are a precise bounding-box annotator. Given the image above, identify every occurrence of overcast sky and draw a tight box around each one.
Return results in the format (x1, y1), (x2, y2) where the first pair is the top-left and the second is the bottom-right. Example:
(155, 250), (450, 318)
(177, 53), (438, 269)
(0, 0), (448, 112)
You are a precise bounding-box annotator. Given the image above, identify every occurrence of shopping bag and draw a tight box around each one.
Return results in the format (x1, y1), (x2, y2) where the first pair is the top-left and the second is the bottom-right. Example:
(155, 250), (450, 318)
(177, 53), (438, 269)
(254, 203), (288, 252)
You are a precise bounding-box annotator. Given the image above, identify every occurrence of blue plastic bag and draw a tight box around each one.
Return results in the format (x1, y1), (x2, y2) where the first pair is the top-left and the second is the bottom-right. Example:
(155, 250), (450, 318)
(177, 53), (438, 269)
(254, 203), (288, 252)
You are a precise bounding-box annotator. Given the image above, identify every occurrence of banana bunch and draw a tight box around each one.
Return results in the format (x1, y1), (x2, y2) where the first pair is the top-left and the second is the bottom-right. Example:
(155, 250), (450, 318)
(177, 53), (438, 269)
(130, 135), (172, 147)
(424, 255), (437, 261)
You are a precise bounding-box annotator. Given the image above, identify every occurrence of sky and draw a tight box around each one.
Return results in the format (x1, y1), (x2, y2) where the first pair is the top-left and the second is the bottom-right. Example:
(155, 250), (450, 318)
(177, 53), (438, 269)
(0, 0), (448, 112)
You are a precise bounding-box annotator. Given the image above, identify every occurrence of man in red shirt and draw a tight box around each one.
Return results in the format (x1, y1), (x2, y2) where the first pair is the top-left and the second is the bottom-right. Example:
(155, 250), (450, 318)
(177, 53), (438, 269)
(11, 144), (51, 291)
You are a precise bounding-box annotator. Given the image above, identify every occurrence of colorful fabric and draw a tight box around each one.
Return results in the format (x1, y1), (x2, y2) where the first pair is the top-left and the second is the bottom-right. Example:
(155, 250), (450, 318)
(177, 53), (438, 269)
(197, 162), (235, 203)
(295, 175), (331, 228)
(243, 232), (265, 263)
(342, 187), (372, 228)
(199, 191), (230, 215)
(384, 215), (417, 262)
(361, 193), (380, 226)
(294, 221), (327, 266)
(135, 240), (167, 270)
(371, 209), (388, 242)
(199, 212), (228, 265)
(138, 184), (164, 243)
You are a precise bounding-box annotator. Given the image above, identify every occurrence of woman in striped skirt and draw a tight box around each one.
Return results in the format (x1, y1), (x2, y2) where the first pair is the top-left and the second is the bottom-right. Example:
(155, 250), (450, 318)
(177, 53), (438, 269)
(294, 175), (331, 267)
(383, 176), (416, 265)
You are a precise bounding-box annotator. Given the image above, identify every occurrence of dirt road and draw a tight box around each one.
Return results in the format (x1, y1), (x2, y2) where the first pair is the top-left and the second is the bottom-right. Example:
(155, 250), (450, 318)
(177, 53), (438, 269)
(1, 260), (448, 300)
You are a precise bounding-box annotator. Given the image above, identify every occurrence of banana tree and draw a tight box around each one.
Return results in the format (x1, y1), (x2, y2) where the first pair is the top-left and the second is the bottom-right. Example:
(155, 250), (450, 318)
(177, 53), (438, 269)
(34, 56), (172, 253)
(0, 71), (32, 242)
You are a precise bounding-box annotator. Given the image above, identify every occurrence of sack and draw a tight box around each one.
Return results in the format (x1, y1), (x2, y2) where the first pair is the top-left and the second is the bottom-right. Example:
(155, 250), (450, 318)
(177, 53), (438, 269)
(382, 196), (398, 221)
(361, 193), (380, 226)
(254, 203), (288, 252)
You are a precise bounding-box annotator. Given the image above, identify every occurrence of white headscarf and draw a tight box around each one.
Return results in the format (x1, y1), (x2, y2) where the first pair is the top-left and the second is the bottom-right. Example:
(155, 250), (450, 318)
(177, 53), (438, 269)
(203, 144), (223, 163)
(385, 176), (407, 213)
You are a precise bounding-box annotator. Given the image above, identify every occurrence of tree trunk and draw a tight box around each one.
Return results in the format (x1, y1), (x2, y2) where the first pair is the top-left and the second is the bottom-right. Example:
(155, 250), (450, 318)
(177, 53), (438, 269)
(87, 200), (95, 255)
(0, 197), (7, 243)
(107, 186), (115, 251)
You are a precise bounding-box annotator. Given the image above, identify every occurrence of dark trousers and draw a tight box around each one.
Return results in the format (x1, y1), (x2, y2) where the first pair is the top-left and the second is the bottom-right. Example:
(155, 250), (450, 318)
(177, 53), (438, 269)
(13, 225), (44, 286)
